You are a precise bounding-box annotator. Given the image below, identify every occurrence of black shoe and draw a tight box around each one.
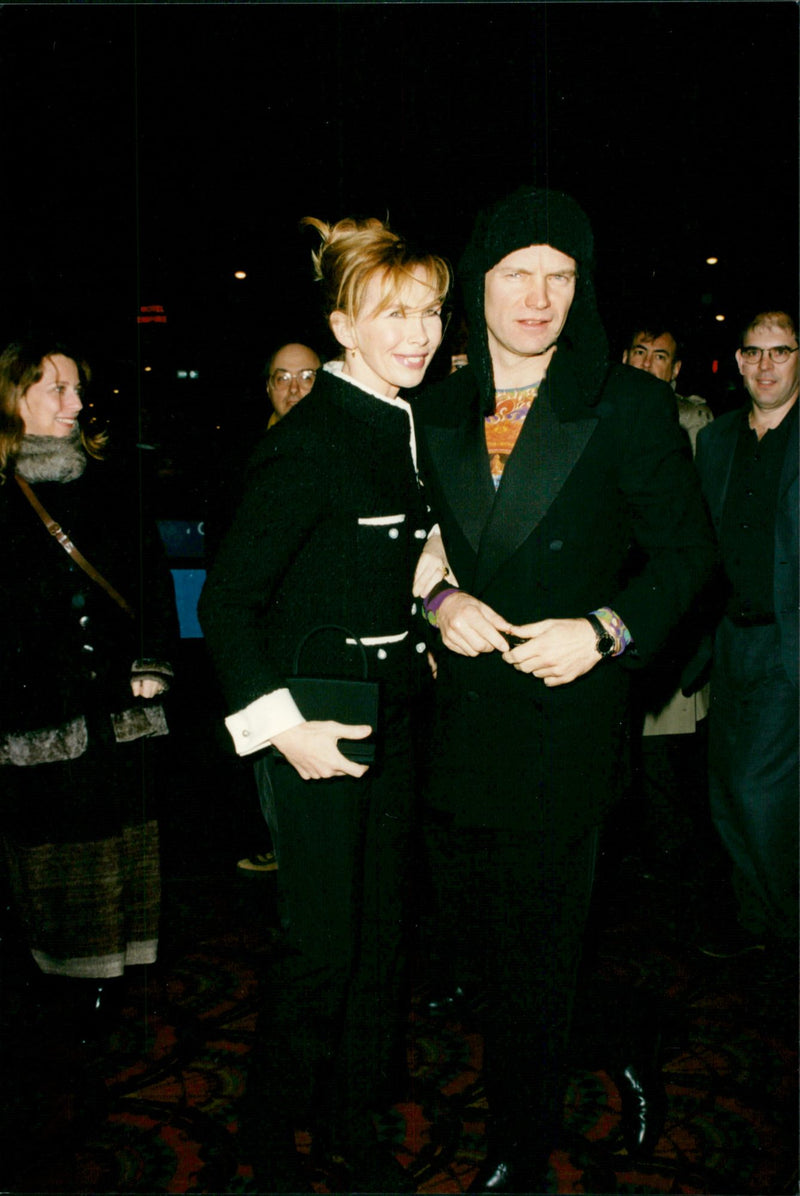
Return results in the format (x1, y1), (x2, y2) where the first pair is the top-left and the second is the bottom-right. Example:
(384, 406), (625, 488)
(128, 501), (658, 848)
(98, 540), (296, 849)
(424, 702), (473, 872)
(615, 1061), (666, 1158)
(252, 1154), (311, 1193)
(239, 1101), (311, 1192)
(332, 1113), (415, 1193)
(468, 1153), (549, 1193)
(339, 1141), (415, 1193)
(59, 978), (126, 1046)
(697, 925), (766, 958)
(425, 984), (466, 1017)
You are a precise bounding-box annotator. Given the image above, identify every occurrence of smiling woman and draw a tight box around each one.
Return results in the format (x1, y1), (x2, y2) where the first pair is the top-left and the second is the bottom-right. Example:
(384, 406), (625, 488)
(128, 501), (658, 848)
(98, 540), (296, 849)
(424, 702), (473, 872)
(198, 216), (450, 1191)
(329, 267), (444, 396)
(0, 346), (105, 482)
(304, 214), (449, 398)
(17, 353), (84, 437)
(0, 339), (177, 1035)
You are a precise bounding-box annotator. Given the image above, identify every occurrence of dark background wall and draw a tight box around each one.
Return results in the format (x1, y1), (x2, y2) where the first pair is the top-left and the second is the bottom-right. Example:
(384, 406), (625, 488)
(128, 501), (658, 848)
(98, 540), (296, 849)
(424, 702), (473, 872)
(2, 2), (797, 499)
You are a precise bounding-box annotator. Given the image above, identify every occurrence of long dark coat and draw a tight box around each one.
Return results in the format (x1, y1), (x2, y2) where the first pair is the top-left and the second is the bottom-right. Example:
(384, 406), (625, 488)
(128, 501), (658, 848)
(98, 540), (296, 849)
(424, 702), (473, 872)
(412, 355), (717, 839)
(0, 450), (176, 842)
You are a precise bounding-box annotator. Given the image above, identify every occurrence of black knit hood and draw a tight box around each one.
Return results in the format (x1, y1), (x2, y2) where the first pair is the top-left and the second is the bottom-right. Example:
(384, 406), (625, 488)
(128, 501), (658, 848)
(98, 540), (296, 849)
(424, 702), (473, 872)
(459, 186), (610, 415)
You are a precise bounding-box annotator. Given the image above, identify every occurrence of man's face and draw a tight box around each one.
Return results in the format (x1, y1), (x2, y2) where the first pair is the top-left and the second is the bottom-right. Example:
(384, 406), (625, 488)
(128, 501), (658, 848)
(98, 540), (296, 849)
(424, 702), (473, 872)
(623, 331), (681, 384)
(483, 244), (577, 373)
(267, 343), (321, 419)
(735, 322), (799, 418)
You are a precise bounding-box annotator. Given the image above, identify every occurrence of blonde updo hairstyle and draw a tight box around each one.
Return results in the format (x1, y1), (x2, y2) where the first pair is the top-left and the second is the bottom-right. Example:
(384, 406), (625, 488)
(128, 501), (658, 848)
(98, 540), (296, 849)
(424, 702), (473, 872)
(302, 216), (450, 328)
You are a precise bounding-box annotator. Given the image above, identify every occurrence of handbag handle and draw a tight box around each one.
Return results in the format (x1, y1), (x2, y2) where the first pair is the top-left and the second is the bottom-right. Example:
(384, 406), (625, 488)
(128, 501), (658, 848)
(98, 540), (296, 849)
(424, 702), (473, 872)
(291, 625), (369, 679)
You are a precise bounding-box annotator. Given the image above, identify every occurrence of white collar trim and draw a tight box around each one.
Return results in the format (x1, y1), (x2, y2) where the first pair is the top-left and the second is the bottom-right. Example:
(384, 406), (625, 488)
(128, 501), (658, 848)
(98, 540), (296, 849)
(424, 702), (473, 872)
(323, 360), (418, 474)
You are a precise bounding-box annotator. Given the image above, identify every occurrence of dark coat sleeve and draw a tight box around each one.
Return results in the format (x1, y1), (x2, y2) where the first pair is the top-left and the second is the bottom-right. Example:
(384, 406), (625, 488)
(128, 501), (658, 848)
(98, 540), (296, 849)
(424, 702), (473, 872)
(198, 423), (328, 711)
(598, 369), (719, 665)
(0, 452), (178, 736)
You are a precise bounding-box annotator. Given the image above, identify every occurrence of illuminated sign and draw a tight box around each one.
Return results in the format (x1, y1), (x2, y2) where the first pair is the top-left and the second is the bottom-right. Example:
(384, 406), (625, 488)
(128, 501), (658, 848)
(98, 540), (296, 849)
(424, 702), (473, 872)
(138, 304), (167, 325)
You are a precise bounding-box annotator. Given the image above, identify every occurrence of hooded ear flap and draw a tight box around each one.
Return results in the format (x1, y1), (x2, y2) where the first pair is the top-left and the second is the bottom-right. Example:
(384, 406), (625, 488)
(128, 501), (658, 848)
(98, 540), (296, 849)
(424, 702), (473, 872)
(329, 310), (357, 352)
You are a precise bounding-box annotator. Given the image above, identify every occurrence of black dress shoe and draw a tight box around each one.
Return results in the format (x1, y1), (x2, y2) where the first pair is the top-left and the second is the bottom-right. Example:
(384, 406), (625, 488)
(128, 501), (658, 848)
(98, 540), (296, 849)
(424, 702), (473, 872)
(697, 925), (766, 958)
(343, 1146), (415, 1193)
(468, 1154), (548, 1193)
(425, 984), (466, 1017)
(615, 1061), (666, 1157)
(60, 979), (126, 1046)
(330, 1109), (416, 1193)
(252, 1155), (312, 1193)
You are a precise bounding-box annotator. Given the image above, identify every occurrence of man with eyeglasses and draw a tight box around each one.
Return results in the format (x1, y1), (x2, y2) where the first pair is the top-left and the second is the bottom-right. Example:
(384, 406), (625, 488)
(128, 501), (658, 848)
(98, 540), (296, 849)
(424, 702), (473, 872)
(266, 342), (321, 425)
(692, 310), (798, 958)
(208, 341), (321, 876)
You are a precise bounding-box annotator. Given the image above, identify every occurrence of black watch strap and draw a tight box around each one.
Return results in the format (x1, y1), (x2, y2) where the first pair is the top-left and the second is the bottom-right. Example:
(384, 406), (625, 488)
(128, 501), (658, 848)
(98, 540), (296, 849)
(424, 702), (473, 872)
(586, 613), (615, 658)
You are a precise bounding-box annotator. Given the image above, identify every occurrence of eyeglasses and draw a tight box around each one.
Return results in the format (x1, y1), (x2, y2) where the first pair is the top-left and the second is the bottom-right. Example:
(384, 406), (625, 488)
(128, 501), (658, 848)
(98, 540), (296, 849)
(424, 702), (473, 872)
(270, 369), (318, 388)
(739, 345), (798, 365)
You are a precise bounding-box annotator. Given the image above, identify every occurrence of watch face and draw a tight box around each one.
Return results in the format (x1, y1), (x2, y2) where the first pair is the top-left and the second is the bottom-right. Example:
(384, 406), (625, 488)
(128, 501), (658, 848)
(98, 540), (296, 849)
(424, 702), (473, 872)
(598, 633), (614, 657)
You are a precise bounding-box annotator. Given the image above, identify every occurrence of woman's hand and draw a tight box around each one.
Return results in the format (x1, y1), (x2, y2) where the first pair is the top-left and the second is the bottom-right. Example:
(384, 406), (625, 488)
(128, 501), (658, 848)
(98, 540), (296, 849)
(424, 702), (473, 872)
(413, 533), (456, 598)
(131, 677), (166, 699)
(436, 591), (512, 656)
(270, 721), (372, 781)
(501, 618), (600, 686)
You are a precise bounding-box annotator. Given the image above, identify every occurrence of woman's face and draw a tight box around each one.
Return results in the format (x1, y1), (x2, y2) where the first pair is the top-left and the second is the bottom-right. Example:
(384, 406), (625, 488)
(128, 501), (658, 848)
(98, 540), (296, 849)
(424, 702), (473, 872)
(19, 354), (83, 437)
(336, 266), (444, 397)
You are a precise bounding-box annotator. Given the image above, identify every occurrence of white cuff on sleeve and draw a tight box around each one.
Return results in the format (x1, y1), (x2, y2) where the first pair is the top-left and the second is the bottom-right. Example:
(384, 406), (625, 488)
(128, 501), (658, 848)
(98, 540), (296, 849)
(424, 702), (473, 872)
(225, 688), (305, 757)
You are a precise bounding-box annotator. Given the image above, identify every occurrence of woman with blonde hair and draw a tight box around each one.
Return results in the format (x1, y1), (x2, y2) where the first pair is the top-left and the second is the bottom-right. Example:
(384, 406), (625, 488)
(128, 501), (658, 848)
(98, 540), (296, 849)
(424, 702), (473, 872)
(199, 216), (449, 1191)
(0, 339), (176, 1035)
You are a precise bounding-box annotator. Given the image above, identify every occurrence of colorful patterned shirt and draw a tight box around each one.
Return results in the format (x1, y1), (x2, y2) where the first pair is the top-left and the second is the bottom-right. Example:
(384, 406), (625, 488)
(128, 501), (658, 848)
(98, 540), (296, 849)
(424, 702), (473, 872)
(484, 384), (539, 489)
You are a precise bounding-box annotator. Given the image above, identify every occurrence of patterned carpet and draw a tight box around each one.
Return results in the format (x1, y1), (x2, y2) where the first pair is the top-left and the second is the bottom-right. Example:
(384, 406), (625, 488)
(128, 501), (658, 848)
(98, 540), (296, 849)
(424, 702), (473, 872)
(0, 836), (797, 1194)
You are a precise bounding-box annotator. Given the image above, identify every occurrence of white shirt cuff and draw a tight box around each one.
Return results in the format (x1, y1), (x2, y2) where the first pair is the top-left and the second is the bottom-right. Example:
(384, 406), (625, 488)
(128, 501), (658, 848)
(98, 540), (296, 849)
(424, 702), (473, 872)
(224, 688), (305, 757)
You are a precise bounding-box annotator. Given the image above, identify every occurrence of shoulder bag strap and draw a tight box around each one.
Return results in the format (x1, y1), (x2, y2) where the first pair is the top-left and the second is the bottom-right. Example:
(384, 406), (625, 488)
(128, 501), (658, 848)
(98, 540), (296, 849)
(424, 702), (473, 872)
(15, 473), (136, 620)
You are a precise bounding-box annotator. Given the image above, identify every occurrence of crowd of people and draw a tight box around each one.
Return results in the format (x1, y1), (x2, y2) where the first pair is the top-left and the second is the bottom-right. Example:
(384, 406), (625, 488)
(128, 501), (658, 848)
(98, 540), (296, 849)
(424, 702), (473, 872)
(0, 186), (796, 1194)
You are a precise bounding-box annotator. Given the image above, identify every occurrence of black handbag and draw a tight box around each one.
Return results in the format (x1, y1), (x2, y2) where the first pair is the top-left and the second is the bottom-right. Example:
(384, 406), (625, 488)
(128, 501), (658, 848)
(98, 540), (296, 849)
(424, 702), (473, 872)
(278, 625), (379, 764)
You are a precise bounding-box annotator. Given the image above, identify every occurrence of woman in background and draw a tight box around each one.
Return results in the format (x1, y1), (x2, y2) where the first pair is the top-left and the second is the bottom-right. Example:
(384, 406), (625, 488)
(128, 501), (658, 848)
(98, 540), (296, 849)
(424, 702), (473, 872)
(199, 217), (448, 1192)
(0, 340), (176, 1034)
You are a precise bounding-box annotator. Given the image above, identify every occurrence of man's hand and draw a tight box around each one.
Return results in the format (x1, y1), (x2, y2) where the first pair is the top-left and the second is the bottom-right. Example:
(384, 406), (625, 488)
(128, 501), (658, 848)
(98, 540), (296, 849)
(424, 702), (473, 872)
(437, 591), (512, 656)
(502, 618), (601, 686)
(270, 721), (372, 781)
(412, 533), (457, 598)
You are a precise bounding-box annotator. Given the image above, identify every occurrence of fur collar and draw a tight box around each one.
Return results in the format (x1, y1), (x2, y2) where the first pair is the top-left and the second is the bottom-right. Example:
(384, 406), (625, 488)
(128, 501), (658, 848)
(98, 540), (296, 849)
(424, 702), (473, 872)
(15, 430), (87, 483)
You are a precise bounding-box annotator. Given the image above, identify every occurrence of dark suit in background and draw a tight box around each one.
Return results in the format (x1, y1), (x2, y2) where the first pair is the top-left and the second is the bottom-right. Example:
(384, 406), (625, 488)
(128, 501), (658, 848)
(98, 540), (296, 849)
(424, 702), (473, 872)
(695, 391), (798, 942)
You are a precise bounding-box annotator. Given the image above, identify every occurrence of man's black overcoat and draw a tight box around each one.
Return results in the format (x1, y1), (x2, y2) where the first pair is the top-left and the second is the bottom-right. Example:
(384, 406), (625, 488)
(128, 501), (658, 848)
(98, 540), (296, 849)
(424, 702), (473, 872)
(413, 354), (717, 840)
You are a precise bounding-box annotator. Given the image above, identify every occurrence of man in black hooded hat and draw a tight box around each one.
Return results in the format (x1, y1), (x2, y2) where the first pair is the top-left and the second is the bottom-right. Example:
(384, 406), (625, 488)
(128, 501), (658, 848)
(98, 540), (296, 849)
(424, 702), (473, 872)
(412, 187), (716, 1192)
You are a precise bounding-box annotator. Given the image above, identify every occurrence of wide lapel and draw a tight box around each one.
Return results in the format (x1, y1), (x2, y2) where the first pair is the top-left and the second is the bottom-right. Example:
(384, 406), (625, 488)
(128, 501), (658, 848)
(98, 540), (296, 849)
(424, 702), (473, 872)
(778, 404), (798, 502)
(423, 412), (495, 556)
(473, 383), (597, 594)
(701, 412), (741, 527)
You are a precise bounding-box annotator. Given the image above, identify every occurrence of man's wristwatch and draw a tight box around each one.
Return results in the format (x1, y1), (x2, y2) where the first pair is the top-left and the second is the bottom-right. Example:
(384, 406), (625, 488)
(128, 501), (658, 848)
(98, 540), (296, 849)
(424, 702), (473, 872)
(586, 613), (615, 659)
